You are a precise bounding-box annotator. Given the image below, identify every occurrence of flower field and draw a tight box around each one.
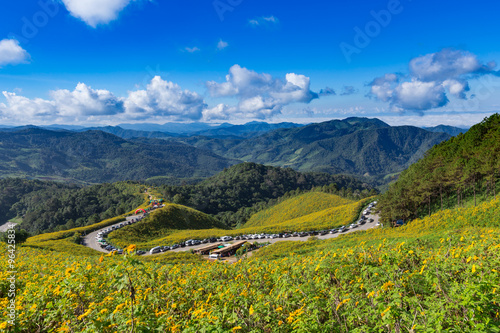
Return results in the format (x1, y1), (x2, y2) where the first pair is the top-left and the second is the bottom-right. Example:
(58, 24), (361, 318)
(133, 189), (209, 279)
(243, 193), (355, 228)
(111, 197), (368, 250)
(1, 197), (499, 331)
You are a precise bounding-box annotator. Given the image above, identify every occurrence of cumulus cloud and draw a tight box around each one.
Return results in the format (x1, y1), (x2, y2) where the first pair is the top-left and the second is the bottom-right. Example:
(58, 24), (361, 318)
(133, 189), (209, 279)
(205, 65), (320, 120)
(0, 83), (124, 122)
(124, 76), (206, 120)
(0, 68), (329, 123)
(248, 16), (279, 27)
(217, 39), (228, 50)
(368, 49), (500, 112)
(0, 39), (30, 67)
(61, 0), (143, 27)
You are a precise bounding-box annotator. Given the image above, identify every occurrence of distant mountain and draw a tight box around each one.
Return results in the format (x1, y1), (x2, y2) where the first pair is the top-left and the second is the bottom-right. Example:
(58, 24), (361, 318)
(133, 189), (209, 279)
(191, 121), (303, 138)
(0, 128), (235, 183)
(79, 126), (178, 139)
(180, 117), (451, 179)
(423, 125), (467, 137)
(117, 122), (221, 134)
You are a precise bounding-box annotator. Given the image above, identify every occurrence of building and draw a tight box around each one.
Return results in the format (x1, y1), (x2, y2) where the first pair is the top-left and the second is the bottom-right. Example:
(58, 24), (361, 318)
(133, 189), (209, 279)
(211, 240), (249, 257)
(193, 243), (223, 255)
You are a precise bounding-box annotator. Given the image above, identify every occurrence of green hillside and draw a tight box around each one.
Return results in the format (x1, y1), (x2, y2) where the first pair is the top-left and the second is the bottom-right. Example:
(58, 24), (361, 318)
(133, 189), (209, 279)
(11, 196), (500, 332)
(379, 113), (500, 223)
(0, 178), (145, 234)
(108, 203), (224, 248)
(244, 192), (355, 228)
(178, 117), (451, 179)
(0, 127), (235, 183)
(159, 162), (375, 227)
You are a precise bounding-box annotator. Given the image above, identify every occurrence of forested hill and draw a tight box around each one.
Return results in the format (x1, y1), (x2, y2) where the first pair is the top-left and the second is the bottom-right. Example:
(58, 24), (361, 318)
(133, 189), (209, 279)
(0, 128), (235, 183)
(158, 162), (376, 227)
(0, 179), (144, 234)
(379, 113), (500, 223)
(212, 117), (451, 177)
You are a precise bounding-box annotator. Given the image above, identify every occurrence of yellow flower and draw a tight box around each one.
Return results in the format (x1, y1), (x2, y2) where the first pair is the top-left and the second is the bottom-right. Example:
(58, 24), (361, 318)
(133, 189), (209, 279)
(126, 244), (137, 254)
(86, 264), (92, 270)
(99, 255), (104, 263)
(0, 322), (8, 330)
(249, 305), (255, 315)
(472, 265), (476, 273)
(381, 306), (391, 317)
(232, 326), (242, 332)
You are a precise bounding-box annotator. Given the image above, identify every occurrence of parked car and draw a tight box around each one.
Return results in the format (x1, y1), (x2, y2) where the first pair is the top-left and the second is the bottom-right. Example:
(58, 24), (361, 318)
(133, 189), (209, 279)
(209, 253), (220, 260)
(221, 236), (233, 241)
(149, 246), (161, 254)
(136, 250), (146, 255)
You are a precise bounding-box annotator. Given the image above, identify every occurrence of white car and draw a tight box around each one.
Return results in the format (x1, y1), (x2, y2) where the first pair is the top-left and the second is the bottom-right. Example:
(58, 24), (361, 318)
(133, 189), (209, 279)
(221, 236), (233, 242)
(149, 246), (161, 254)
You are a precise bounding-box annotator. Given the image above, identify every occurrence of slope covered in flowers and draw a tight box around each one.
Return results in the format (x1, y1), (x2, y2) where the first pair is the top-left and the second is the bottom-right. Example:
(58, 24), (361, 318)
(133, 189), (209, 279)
(244, 192), (355, 228)
(2, 197), (499, 332)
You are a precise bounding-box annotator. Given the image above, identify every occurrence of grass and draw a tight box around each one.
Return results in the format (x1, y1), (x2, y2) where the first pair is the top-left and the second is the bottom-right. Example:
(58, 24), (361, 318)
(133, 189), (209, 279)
(6, 197), (500, 332)
(7, 216), (23, 224)
(244, 192), (355, 228)
(118, 198), (371, 250)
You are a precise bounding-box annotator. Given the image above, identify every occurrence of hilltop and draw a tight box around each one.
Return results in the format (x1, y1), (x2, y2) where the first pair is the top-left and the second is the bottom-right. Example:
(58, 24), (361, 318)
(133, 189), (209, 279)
(177, 117), (451, 179)
(158, 162), (375, 227)
(0, 127), (235, 183)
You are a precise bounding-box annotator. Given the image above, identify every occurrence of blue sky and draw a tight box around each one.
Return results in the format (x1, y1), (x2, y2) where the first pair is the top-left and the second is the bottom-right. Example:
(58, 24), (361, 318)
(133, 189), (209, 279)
(0, 0), (499, 127)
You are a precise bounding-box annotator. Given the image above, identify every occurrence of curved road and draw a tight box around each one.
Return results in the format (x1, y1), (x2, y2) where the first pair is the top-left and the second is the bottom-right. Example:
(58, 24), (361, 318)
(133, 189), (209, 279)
(81, 208), (380, 256)
(82, 214), (143, 253)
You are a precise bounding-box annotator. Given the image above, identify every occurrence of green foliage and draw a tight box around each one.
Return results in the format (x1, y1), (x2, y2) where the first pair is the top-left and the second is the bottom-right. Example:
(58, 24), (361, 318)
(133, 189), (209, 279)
(180, 117), (451, 180)
(379, 113), (500, 223)
(160, 162), (374, 228)
(0, 128), (234, 183)
(117, 198), (368, 250)
(6, 197), (500, 332)
(0, 179), (145, 234)
(108, 204), (224, 248)
(0, 229), (29, 244)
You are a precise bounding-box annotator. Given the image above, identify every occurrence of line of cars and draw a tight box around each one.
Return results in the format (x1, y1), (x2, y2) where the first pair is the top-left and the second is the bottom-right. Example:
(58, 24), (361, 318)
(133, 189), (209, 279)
(146, 201), (378, 255)
(95, 215), (146, 253)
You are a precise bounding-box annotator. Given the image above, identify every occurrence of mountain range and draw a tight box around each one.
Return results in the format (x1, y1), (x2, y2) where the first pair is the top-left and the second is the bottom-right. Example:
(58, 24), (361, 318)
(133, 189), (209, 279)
(0, 118), (464, 184)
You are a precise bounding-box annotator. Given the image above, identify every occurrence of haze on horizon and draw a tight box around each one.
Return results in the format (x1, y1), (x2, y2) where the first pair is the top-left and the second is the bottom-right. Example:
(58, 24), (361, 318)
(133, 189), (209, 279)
(1, 0), (500, 128)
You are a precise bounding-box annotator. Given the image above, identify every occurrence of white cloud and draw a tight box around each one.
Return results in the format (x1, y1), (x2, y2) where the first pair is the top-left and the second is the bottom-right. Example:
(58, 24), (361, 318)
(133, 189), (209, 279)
(0, 68), (328, 123)
(124, 76), (205, 120)
(61, 0), (140, 27)
(369, 49), (500, 112)
(0, 83), (123, 122)
(248, 15), (279, 27)
(205, 65), (319, 120)
(184, 46), (200, 53)
(0, 39), (30, 67)
(217, 39), (228, 50)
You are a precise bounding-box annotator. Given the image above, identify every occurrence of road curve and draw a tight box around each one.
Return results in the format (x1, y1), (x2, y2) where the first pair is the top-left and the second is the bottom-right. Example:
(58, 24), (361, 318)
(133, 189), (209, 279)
(81, 206), (380, 256)
(81, 214), (143, 253)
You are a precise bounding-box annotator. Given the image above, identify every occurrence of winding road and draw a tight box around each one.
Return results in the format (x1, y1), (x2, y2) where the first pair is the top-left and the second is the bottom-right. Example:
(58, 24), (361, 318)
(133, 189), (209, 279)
(81, 208), (380, 256)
